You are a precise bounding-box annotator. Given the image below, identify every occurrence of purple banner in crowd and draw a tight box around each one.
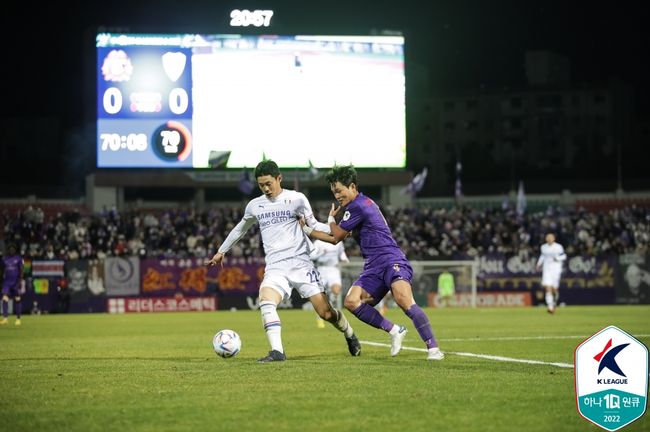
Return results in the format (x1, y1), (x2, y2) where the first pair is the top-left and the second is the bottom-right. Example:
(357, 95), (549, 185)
(476, 254), (615, 291)
(473, 254), (619, 305)
(23, 254), (647, 312)
(140, 257), (265, 298)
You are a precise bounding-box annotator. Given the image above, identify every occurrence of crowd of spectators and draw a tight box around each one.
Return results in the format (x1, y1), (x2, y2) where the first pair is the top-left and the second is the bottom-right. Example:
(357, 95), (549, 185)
(1, 202), (649, 262)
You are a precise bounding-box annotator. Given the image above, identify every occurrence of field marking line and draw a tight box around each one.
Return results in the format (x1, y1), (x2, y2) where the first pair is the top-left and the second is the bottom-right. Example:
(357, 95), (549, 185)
(439, 334), (650, 342)
(360, 341), (574, 368)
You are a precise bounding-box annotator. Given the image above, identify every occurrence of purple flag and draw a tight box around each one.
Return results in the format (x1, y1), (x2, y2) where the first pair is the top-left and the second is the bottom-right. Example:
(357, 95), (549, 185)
(402, 167), (428, 196)
(238, 169), (254, 195)
(454, 162), (463, 199)
(308, 160), (319, 179)
(516, 180), (526, 216)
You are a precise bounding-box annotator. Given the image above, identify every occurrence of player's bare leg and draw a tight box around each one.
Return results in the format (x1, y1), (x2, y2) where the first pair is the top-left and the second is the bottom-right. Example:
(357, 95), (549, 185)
(345, 285), (405, 355)
(311, 293), (360, 356)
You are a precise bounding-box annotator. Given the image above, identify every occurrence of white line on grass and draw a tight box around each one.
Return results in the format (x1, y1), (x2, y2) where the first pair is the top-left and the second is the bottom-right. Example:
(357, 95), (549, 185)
(360, 341), (574, 368)
(438, 334), (650, 342)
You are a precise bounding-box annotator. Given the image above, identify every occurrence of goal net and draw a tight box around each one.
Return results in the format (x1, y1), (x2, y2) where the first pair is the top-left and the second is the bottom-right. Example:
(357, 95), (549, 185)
(339, 260), (478, 308)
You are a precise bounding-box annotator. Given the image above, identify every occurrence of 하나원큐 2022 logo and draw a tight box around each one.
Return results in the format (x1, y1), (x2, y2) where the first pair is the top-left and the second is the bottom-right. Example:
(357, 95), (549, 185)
(575, 326), (648, 431)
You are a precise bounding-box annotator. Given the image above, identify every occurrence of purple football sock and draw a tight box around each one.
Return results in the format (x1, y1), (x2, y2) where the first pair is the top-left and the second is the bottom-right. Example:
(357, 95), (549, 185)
(2, 300), (7, 318)
(352, 303), (394, 332)
(15, 299), (21, 319)
(405, 304), (438, 349)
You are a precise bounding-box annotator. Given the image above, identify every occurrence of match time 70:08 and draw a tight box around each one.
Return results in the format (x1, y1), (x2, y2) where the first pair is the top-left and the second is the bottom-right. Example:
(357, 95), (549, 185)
(100, 133), (148, 151)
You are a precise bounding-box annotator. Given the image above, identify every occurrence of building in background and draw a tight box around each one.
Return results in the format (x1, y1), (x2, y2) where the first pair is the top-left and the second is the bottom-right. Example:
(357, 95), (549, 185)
(409, 51), (639, 196)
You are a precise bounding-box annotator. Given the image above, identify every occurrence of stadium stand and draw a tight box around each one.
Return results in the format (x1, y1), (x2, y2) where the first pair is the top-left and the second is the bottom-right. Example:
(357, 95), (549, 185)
(2, 199), (648, 261)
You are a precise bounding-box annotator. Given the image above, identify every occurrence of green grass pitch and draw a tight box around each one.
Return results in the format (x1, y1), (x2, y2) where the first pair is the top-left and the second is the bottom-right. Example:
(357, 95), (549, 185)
(2, 306), (649, 431)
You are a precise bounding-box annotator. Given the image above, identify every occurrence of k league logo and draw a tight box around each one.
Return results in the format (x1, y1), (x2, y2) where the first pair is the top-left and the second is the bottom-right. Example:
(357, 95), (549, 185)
(575, 326), (648, 431)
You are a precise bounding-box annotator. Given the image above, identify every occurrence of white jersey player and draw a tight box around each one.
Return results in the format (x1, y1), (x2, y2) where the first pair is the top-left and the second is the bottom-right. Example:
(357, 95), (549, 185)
(206, 160), (360, 362)
(536, 233), (566, 314)
(311, 239), (349, 327)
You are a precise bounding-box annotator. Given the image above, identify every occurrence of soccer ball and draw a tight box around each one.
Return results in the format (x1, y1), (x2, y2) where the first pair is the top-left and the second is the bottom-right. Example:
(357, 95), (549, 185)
(212, 329), (242, 358)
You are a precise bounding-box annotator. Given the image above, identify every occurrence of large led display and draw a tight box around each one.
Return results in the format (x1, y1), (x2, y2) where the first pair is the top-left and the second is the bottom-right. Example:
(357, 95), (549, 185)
(97, 33), (405, 169)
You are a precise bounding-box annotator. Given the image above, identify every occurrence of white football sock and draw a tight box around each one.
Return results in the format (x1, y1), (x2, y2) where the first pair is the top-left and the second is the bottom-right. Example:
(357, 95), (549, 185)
(545, 292), (555, 309)
(332, 309), (354, 338)
(259, 300), (283, 353)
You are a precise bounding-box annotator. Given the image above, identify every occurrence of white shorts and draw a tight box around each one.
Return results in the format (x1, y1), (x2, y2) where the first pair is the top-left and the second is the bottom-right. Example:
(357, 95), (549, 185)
(542, 271), (561, 289)
(317, 266), (342, 291)
(262, 258), (324, 301)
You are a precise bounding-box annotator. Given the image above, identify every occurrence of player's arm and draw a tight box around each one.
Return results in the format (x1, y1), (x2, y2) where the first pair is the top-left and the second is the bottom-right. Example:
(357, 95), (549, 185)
(305, 228), (342, 245)
(206, 206), (256, 267)
(297, 193), (331, 234)
(303, 204), (349, 244)
(555, 246), (567, 261)
(536, 252), (544, 271)
(298, 216), (339, 244)
(304, 213), (331, 234)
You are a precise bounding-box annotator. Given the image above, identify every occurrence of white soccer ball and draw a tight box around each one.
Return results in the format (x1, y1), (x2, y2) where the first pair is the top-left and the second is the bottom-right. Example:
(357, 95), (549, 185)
(212, 329), (242, 358)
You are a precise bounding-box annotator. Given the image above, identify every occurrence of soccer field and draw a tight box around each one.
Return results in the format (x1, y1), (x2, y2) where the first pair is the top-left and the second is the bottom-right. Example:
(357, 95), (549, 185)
(2, 306), (649, 432)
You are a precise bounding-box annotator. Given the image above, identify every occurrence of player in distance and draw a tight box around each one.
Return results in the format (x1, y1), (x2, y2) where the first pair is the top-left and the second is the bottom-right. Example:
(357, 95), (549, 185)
(536, 233), (566, 314)
(1, 244), (24, 326)
(310, 238), (349, 328)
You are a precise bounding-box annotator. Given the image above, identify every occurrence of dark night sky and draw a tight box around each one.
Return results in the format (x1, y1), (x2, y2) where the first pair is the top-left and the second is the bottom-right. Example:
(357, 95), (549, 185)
(1, 0), (649, 194)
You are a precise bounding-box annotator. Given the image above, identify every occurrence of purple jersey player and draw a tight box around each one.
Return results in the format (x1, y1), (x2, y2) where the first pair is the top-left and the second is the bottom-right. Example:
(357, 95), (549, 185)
(2, 244), (24, 325)
(302, 165), (444, 360)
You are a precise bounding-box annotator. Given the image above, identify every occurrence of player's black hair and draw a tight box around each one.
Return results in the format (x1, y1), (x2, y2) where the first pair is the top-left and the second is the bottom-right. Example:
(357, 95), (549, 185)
(255, 159), (281, 178)
(325, 165), (357, 188)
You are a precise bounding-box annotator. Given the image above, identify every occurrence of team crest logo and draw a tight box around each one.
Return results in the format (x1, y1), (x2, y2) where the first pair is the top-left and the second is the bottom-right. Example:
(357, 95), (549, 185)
(101, 49), (133, 82)
(393, 264), (400, 272)
(342, 211), (351, 221)
(162, 51), (186, 82)
(575, 326), (648, 431)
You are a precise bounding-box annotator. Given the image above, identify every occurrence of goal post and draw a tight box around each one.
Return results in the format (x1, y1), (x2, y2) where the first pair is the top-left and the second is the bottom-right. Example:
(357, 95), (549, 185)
(339, 259), (478, 308)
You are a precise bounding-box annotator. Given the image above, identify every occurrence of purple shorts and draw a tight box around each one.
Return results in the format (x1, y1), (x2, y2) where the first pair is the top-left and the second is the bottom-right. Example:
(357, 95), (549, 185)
(353, 258), (413, 301)
(2, 282), (21, 297)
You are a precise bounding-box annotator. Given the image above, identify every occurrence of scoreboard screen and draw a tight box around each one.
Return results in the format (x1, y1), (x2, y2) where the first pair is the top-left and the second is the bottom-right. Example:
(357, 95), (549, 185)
(96, 33), (406, 169)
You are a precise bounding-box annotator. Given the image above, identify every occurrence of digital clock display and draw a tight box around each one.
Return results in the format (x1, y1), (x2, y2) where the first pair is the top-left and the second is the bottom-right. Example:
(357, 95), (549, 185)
(96, 33), (406, 169)
(100, 133), (148, 151)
